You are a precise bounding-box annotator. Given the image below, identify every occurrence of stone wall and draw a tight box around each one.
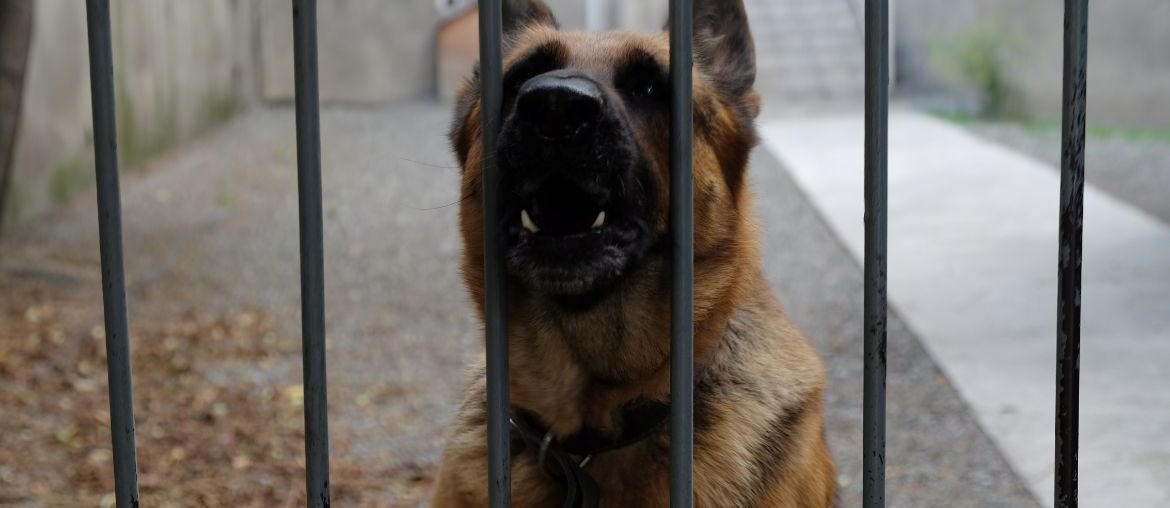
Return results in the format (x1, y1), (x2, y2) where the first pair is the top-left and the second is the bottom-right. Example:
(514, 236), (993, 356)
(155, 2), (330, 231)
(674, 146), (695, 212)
(895, 0), (1170, 127)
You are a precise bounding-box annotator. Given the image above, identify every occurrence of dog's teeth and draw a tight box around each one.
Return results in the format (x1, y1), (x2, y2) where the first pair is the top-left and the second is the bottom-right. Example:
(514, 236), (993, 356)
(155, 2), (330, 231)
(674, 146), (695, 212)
(521, 209), (540, 233)
(592, 211), (606, 229)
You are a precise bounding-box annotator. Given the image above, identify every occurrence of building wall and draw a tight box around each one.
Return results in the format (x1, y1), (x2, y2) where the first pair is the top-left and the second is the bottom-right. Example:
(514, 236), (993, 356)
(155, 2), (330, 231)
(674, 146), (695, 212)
(435, 0), (665, 104)
(5, 0), (456, 227)
(6, 0), (254, 226)
(0, 1), (34, 235)
(4, 0), (677, 227)
(895, 0), (1170, 127)
(612, 0), (667, 33)
(256, 0), (440, 105)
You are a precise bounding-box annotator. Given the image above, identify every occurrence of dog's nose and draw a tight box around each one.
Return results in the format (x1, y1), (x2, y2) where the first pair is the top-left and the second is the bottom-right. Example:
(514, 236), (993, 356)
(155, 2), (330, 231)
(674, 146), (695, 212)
(516, 73), (603, 140)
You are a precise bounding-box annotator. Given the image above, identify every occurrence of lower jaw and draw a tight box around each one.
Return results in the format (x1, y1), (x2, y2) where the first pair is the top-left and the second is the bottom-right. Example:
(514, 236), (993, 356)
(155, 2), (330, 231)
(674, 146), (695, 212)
(505, 226), (649, 297)
(512, 269), (616, 298)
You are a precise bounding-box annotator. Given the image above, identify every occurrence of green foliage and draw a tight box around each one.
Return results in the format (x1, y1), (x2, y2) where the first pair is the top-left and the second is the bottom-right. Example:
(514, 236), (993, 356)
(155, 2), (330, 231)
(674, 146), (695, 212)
(932, 22), (1026, 119)
(115, 74), (178, 172)
(1, 180), (24, 231)
(45, 88), (241, 207)
(49, 157), (93, 204)
(199, 93), (241, 132)
(932, 110), (1170, 146)
(1079, 124), (1170, 145)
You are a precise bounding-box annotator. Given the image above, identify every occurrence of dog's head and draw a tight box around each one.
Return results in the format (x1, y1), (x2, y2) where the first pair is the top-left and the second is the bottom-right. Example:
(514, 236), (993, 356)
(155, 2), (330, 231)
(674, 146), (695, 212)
(453, 0), (759, 308)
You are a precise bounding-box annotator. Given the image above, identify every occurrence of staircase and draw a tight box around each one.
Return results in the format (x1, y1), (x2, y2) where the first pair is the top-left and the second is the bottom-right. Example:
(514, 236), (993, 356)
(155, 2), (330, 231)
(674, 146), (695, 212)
(745, 0), (866, 114)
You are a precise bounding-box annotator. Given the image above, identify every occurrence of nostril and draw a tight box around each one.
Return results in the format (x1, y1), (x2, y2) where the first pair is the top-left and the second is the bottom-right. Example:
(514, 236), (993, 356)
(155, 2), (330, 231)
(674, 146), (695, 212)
(517, 75), (603, 140)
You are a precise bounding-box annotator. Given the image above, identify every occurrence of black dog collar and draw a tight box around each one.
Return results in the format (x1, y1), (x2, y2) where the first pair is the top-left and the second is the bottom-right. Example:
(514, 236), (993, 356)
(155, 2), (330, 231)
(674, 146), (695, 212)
(507, 399), (671, 508)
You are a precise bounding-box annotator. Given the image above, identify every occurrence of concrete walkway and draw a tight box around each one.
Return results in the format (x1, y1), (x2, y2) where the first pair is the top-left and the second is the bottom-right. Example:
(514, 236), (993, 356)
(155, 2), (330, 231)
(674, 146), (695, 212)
(761, 110), (1170, 507)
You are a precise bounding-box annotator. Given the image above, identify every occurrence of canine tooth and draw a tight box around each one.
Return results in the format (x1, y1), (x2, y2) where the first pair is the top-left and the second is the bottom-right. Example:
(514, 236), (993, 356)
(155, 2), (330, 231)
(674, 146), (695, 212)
(521, 209), (540, 233)
(592, 211), (606, 229)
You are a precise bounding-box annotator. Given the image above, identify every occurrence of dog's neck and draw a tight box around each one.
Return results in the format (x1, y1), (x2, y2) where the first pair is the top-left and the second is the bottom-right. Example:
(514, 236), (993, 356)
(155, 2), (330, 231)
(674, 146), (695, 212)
(506, 254), (754, 438)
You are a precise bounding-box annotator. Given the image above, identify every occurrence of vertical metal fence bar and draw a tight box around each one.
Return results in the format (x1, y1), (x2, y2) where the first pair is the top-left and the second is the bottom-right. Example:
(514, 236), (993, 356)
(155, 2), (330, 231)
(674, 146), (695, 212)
(669, 0), (695, 507)
(85, 2), (140, 507)
(863, 0), (889, 507)
(478, 1), (511, 507)
(1055, 1), (1088, 506)
(291, 0), (330, 506)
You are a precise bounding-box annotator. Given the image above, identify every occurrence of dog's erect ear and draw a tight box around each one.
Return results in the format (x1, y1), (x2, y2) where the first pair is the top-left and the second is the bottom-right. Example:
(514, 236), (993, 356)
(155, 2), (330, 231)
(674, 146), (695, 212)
(679, 0), (756, 98)
(503, 0), (559, 38)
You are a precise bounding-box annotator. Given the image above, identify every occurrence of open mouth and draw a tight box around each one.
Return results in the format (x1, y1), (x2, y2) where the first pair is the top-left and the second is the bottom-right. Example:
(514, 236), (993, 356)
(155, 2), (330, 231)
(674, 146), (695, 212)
(517, 176), (607, 237)
(505, 175), (648, 298)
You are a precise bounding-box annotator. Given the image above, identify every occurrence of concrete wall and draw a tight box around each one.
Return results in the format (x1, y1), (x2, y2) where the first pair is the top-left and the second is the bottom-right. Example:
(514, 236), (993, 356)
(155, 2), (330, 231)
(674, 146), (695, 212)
(257, 0), (440, 105)
(5, 0), (468, 227)
(0, 1), (34, 236)
(895, 0), (1170, 127)
(611, 0), (667, 33)
(434, 0), (664, 105)
(6, 0), (254, 226)
(555, 0), (665, 33)
(3, 0), (676, 227)
(252, 0), (592, 105)
(545, 0), (588, 29)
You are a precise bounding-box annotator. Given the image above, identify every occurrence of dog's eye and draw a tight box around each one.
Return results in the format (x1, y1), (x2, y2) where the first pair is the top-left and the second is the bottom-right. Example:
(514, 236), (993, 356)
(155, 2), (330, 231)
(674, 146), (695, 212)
(617, 78), (665, 106)
(615, 56), (667, 107)
(503, 47), (564, 103)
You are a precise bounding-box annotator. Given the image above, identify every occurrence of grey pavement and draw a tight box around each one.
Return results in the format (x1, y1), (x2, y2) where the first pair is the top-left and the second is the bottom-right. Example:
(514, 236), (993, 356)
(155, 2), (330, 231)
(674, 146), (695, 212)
(743, 2), (1041, 504)
(762, 110), (1170, 506)
(751, 146), (1039, 508)
(1, 100), (1045, 506)
(962, 121), (1170, 227)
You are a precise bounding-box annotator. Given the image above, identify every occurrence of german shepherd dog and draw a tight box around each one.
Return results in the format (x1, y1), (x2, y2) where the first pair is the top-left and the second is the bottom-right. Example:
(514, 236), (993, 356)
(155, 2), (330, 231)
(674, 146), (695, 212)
(434, 1), (835, 506)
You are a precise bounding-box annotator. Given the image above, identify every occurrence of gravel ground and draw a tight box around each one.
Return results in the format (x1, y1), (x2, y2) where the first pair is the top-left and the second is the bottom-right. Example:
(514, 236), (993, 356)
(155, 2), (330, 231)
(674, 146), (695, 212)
(1, 101), (1039, 506)
(960, 120), (1170, 226)
(2, 104), (471, 505)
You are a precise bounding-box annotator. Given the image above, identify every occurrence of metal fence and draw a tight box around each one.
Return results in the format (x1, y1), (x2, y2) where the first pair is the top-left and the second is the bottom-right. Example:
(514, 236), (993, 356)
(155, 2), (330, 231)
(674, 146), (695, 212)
(82, 0), (1088, 507)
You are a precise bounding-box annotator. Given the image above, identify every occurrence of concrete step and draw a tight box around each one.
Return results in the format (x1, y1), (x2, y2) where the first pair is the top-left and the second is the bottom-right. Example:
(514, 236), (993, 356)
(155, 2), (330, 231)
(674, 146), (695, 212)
(746, 0), (865, 111)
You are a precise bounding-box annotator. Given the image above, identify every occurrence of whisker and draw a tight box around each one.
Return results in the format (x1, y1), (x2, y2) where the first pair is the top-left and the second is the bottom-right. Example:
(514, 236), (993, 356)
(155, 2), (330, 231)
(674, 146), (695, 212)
(399, 157), (460, 170)
(418, 191), (477, 211)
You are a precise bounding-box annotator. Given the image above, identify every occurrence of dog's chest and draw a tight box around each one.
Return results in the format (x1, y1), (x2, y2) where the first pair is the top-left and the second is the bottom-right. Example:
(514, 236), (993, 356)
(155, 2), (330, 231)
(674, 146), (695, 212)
(511, 443), (672, 508)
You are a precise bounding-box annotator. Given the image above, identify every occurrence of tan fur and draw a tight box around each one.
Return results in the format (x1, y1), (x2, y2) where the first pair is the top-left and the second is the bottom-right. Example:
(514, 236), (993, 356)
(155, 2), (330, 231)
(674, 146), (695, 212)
(434, 17), (835, 508)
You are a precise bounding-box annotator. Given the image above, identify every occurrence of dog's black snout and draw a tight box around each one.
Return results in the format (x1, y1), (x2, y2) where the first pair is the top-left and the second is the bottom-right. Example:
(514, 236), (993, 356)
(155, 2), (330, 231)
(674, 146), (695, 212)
(516, 73), (603, 140)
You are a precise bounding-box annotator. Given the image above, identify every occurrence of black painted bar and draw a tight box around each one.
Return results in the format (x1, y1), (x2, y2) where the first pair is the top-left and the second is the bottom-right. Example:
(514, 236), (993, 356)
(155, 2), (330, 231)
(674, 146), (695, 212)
(291, 0), (331, 506)
(478, 1), (511, 507)
(85, 2), (140, 507)
(863, 0), (889, 507)
(669, 0), (695, 507)
(1055, 1), (1088, 506)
